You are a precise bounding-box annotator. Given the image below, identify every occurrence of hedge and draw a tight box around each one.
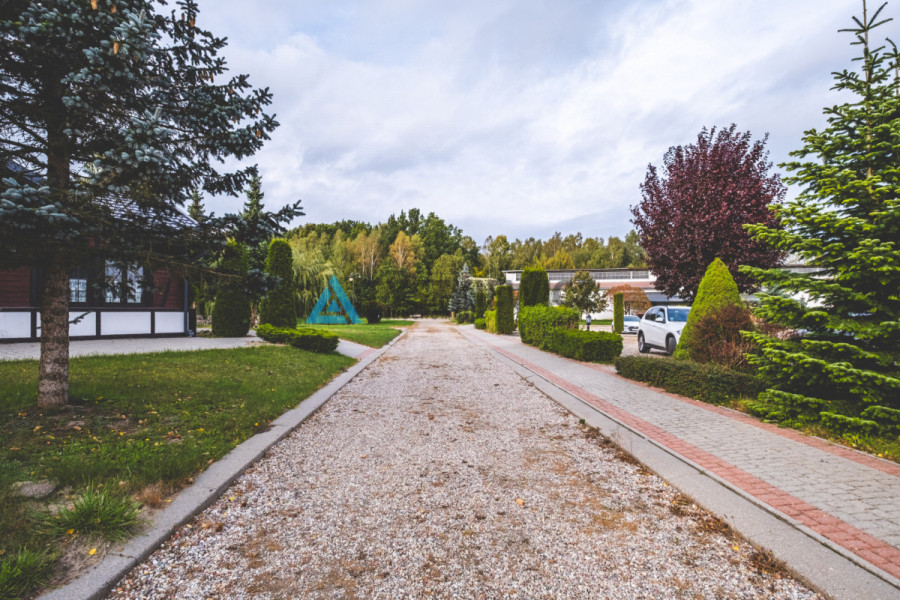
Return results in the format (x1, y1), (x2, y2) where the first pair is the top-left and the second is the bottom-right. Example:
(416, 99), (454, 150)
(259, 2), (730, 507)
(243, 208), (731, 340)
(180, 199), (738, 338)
(259, 238), (296, 328)
(550, 329), (622, 363)
(474, 318), (486, 330)
(518, 305), (579, 348)
(615, 355), (765, 404)
(455, 310), (474, 324)
(495, 285), (515, 334)
(612, 292), (624, 334)
(212, 240), (251, 337)
(255, 323), (339, 353)
(485, 310), (498, 333)
(520, 266), (549, 307)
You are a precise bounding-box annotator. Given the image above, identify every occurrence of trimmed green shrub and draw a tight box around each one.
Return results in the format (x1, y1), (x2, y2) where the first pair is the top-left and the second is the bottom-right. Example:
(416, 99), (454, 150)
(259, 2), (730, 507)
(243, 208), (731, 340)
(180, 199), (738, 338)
(362, 301), (382, 324)
(518, 305), (579, 348)
(495, 285), (515, 334)
(212, 240), (251, 337)
(485, 310), (498, 333)
(474, 288), (486, 319)
(615, 355), (765, 404)
(474, 318), (486, 330)
(255, 323), (339, 353)
(550, 329), (622, 363)
(613, 292), (624, 334)
(675, 258), (741, 360)
(520, 267), (549, 307)
(455, 310), (474, 324)
(259, 238), (297, 328)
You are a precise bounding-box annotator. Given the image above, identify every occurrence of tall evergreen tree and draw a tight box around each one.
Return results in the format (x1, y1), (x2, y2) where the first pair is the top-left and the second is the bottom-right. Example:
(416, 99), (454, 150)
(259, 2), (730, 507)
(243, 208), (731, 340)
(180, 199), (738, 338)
(742, 1), (900, 427)
(448, 264), (475, 314)
(187, 190), (207, 223)
(0, 0), (304, 406)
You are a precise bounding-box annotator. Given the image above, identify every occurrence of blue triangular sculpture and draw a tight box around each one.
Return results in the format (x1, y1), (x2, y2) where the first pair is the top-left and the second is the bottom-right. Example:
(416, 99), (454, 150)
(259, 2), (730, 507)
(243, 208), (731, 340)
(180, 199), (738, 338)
(306, 275), (362, 324)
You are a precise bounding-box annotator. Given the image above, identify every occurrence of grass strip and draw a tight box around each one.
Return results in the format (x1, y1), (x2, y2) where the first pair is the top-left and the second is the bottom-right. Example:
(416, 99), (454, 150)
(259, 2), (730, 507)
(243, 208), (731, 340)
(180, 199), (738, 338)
(293, 319), (413, 348)
(0, 345), (354, 597)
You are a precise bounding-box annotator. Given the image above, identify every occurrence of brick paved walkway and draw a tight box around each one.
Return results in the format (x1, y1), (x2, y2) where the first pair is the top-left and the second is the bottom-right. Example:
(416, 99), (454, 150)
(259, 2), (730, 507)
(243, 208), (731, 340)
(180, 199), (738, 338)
(459, 326), (900, 585)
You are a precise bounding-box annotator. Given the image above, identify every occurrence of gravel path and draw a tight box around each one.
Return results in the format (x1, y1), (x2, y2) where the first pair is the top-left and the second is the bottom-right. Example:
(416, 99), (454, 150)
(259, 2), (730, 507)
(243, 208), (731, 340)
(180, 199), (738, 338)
(108, 320), (819, 599)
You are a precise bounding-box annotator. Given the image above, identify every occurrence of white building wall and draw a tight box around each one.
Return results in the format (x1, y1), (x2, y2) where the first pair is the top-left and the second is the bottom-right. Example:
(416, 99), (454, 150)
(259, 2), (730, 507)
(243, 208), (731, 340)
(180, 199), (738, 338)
(0, 313), (30, 338)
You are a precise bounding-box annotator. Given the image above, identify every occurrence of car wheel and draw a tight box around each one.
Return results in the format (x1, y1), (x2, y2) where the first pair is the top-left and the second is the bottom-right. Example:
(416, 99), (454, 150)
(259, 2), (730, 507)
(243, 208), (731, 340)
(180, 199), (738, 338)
(666, 335), (677, 356)
(637, 332), (650, 353)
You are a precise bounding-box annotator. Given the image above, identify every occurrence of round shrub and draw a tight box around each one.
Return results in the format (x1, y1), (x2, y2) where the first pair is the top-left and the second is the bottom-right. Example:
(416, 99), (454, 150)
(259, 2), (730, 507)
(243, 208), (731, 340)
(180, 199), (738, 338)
(259, 238), (297, 328)
(212, 241), (251, 337)
(474, 318), (486, 330)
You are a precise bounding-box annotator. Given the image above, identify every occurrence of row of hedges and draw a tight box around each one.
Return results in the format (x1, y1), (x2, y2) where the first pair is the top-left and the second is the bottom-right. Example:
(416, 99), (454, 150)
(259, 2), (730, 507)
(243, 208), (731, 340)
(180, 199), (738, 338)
(615, 355), (765, 404)
(255, 324), (339, 354)
(518, 305), (579, 347)
(519, 304), (621, 363)
(552, 329), (623, 362)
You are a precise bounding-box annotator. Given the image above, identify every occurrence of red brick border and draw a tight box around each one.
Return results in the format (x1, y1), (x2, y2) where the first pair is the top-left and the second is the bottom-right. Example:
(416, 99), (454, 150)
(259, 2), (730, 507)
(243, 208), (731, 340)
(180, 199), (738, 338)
(464, 330), (900, 580)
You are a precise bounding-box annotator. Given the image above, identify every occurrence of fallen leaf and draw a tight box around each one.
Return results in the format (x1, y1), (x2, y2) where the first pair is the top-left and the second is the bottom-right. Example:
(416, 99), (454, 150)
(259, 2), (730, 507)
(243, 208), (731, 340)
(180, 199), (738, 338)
(516, 498), (525, 506)
(88, 548), (97, 556)
(66, 529), (74, 535)
(361, 454), (367, 459)
(732, 544), (740, 552)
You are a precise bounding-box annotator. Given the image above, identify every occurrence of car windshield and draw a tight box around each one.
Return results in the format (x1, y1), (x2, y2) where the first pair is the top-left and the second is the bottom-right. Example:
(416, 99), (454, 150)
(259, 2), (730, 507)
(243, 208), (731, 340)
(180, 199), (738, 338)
(624, 315), (639, 322)
(667, 308), (690, 322)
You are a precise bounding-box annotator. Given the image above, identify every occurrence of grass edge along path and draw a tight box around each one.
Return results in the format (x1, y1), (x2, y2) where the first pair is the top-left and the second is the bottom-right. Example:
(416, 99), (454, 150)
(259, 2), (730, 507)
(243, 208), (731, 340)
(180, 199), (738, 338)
(0, 345), (354, 599)
(295, 319), (414, 348)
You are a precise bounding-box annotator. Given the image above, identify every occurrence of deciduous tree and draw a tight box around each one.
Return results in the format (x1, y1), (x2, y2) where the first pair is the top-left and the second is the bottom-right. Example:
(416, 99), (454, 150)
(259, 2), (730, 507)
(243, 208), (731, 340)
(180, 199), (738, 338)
(632, 124), (786, 302)
(562, 271), (606, 318)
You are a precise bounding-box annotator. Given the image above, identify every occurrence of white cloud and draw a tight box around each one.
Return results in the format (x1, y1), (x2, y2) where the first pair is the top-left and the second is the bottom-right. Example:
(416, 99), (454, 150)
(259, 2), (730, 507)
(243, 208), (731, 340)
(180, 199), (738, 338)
(196, 0), (864, 243)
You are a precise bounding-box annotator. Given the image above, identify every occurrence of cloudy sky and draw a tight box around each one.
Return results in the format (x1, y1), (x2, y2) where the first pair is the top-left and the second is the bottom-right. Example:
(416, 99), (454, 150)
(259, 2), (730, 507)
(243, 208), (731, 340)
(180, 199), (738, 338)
(196, 0), (864, 244)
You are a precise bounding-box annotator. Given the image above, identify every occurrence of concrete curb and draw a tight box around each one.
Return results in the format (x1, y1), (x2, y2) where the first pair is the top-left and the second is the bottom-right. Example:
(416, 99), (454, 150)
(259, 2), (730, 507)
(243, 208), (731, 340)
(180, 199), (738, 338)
(459, 327), (900, 600)
(38, 330), (407, 600)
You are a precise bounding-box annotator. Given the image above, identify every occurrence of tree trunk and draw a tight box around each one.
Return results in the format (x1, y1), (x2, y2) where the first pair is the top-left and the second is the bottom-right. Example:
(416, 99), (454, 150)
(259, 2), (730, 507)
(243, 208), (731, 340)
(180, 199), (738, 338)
(37, 262), (70, 407)
(39, 69), (72, 407)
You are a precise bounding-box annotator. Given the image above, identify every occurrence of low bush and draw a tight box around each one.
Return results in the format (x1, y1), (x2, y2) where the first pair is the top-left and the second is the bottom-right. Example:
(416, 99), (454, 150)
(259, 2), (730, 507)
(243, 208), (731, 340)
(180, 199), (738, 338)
(615, 356), (765, 404)
(485, 310), (498, 333)
(362, 301), (382, 324)
(255, 324), (339, 353)
(689, 303), (756, 369)
(550, 329), (622, 363)
(518, 305), (579, 348)
(474, 318), (486, 330)
(455, 310), (474, 324)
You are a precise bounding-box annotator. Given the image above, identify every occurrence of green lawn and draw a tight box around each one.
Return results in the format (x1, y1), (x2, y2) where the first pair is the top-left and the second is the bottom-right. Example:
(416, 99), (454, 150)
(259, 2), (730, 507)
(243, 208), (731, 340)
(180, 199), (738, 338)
(296, 319), (413, 348)
(0, 346), (353, 598)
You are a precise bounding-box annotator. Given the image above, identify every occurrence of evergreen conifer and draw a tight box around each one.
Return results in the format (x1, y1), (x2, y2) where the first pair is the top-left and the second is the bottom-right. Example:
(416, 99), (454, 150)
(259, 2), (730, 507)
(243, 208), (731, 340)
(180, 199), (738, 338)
(742, 1), (900, 426)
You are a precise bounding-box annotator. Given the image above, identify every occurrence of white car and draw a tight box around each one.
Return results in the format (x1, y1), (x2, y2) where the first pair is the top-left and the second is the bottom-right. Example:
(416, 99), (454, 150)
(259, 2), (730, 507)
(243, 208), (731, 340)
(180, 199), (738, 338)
(622, 314), (640, 334)
(637, 306), (691, 355)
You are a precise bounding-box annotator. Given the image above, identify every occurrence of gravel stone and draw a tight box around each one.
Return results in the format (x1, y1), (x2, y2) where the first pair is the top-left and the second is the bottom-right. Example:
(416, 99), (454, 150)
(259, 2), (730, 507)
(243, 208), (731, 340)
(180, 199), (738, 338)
(107, 320), (821, 599)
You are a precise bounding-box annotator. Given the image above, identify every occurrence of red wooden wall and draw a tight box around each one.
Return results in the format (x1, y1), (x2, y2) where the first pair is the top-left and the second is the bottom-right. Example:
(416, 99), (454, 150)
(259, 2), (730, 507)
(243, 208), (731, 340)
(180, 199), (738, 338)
(0, 268), (32, 307)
